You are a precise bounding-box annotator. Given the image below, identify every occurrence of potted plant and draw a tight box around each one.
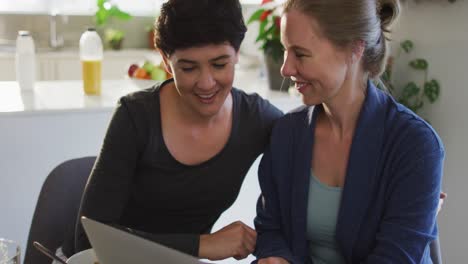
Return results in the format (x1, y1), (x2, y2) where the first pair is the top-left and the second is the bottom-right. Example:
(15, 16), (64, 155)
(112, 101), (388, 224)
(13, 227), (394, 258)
(103, 28), (125, 50)
(378, 40), (441, 119)
(95, 0), (132, 50)
(247, 0), (286, 91)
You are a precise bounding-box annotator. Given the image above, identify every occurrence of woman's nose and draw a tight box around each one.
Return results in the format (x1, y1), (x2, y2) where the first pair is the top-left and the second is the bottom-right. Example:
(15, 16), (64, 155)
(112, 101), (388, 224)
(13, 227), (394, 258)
(280, 53), (296, 78)
(197, 69), (216, 90)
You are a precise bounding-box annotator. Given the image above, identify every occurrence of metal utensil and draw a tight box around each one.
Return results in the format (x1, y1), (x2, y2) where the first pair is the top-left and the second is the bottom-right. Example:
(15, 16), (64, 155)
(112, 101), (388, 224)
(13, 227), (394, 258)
(32, 241), (67, 264)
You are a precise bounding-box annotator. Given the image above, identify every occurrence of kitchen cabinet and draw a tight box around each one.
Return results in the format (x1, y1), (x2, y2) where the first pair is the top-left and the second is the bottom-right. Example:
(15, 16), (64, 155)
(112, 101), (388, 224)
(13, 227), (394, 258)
(0, 49), (159, 81)
(0, 55), (16, 80)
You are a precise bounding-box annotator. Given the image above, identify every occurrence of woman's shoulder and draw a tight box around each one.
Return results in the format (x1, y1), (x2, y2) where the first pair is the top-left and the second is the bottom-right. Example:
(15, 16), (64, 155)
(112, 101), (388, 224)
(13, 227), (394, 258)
(116, 83), (163, 119)
(232, 88), (283, 125)
(111, 84), (163, 137)
(232, 88), (281, 113)
(274, 105), (312, 131)
(120, 84), (160, 107)
(383, 94), (444, 156)
(264, 105), (313, 149)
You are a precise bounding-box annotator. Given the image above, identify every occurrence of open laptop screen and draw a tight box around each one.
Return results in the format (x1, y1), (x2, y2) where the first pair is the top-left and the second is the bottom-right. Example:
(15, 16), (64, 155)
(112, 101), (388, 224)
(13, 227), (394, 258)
(81, 216), (207, 264)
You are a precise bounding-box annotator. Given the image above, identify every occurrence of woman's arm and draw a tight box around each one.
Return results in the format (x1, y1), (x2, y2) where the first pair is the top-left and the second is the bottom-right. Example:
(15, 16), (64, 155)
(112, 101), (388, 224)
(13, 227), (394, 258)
(253, 146), (297, 264)
(75, 99), (141, 252)
(74, 98), (202, 256)
(364, 148), (444, 263)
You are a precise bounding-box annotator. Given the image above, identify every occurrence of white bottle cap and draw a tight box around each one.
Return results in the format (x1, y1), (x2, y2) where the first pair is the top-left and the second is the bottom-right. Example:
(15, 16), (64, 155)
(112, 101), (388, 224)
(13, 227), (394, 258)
(80, 28), (103, 61)
(16, 30), (35, 54)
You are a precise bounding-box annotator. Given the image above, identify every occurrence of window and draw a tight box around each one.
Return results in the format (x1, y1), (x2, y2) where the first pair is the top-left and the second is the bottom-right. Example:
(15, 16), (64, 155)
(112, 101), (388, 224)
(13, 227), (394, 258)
(0, 0), (163, 16)
(0, 0), (49, 14)
(0, 0), (264, 16)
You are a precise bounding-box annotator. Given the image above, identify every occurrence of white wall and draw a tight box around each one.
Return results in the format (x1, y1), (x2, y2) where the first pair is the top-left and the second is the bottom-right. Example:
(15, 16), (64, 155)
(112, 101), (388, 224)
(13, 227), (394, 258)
(391, 1), (468, 262)
(0, 111), (113, 260)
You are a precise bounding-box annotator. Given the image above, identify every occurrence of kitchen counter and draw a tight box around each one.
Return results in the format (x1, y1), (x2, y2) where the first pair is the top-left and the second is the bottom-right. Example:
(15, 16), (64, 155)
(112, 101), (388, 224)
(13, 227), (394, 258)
(0, 68), (302, 115)
(0, 79), (142, 115)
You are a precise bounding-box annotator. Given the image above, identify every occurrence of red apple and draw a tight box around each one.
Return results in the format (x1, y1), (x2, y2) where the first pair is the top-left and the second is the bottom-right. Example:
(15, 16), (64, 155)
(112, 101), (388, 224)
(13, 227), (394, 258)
(128, 64), (139, 77)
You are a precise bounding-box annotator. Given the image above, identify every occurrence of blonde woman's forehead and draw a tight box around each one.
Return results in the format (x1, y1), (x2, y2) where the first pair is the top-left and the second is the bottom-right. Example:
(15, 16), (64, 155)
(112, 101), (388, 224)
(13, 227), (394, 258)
(281, 9), (322, 46)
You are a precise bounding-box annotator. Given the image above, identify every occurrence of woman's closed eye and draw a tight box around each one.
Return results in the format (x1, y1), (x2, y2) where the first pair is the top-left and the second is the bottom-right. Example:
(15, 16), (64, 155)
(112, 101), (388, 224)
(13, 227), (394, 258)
(213, 63), (227, 69)
(181, 67), (195, 72)
(295, 51), (306, 58)
(180, 63), (227, 72)
(291, 46), (311, 59)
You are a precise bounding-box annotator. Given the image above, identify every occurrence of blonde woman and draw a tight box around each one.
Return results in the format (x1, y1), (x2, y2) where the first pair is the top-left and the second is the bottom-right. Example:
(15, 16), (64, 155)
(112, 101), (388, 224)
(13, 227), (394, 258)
(254, 0), (444, 263)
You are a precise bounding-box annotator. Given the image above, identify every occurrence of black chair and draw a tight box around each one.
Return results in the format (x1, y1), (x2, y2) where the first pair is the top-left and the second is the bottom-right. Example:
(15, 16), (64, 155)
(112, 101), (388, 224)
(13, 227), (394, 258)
(24, 157), (96, 264)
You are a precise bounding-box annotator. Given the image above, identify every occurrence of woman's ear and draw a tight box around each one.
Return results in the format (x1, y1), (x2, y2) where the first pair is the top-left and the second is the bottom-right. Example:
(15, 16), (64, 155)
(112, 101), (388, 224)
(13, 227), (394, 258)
(158, 49), (173, 75)
(349, 40), (365, 64)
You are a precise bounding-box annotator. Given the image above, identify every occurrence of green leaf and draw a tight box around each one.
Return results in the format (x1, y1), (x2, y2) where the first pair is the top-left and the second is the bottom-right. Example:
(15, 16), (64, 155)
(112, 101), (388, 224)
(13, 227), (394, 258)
(109, 6), (132, 20)
(263, 24), (276, 39)
(398, 97), (408, 107)
(97, 0), (105, 9)
(409, 59), (428, 70)
(247, 8), (266, 24)
(264, 39), (284, 63)
(400, 98), (423, 113)
(412, 100), (424, 112)
(424, 79), (440, 103)
(381, 70), (390, 83)
(95, 9), (108, 26)
(95, 0), (132, 26)
(402, 82), (420, 98)
(379, 71), (395, 94)
(402, 101), (424, 113)
(400, 40), (414, 53)
(255, 19), (269, 42)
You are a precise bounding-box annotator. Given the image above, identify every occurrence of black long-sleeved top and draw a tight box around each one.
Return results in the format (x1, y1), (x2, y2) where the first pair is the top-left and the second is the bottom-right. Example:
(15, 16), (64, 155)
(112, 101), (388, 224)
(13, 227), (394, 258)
(74, 79), (283, 256)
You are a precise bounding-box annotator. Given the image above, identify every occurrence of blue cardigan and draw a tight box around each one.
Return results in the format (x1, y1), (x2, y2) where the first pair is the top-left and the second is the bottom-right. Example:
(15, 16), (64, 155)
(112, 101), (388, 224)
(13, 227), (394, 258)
(253, 83), (445, 264)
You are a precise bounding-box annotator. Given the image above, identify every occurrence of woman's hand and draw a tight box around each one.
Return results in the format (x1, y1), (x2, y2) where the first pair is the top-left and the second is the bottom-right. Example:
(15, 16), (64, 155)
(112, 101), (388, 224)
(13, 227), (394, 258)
(258, 257), (290, 264)
(437, 192), (447, 215)
(199, 221), (257, 260)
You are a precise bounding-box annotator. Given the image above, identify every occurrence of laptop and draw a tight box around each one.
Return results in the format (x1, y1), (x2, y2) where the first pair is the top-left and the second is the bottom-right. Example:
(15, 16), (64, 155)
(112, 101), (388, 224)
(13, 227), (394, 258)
(81, 216), (207, 264)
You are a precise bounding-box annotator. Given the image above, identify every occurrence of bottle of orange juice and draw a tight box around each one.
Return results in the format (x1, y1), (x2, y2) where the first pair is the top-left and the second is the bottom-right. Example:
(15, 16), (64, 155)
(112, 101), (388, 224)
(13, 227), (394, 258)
(79, 28), (103, 95)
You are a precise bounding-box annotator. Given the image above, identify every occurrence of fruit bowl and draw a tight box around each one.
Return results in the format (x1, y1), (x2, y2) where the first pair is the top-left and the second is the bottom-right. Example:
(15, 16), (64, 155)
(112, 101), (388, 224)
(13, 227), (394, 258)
(128, 61), (170, 79)
(128, 77), (159, 89)
(127, 60), (171, 89)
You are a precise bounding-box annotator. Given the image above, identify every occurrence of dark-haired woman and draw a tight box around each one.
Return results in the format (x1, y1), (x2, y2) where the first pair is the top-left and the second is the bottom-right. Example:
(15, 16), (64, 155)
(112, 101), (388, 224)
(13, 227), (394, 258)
(254, 0), (444, 263)
(73, 0), (282, 261)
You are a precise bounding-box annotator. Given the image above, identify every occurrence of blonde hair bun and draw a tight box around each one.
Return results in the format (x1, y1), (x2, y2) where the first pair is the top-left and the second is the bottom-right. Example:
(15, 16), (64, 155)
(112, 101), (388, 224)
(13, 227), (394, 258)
(379, 0), (401, 32)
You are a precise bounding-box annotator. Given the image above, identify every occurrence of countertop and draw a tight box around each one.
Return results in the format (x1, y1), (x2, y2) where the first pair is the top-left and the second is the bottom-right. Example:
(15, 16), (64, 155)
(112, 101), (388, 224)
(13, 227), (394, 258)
(0, 79), (142, 115)
(0, 68), (303, 116)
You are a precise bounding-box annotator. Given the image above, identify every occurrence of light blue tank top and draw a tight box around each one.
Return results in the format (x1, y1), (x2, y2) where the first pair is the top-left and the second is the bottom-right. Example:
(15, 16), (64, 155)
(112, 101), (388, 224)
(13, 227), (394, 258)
(306, 170), (346, 264)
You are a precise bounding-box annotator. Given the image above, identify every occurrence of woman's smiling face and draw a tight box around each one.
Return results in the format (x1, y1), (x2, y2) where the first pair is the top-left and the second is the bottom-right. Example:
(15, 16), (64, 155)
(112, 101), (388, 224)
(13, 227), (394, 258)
(163, 43), (238, 118)
(280, 9), (351, 106)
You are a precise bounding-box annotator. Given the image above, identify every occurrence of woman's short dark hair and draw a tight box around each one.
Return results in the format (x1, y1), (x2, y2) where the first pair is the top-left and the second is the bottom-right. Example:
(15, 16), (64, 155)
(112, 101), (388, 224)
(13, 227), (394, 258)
(155, 0), (247, 56)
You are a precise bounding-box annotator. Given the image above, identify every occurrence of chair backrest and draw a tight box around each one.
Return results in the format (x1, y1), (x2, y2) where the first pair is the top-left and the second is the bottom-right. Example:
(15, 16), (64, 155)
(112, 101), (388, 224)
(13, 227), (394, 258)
(430, 237), (443, 264)
(24, 157), (96, 264)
